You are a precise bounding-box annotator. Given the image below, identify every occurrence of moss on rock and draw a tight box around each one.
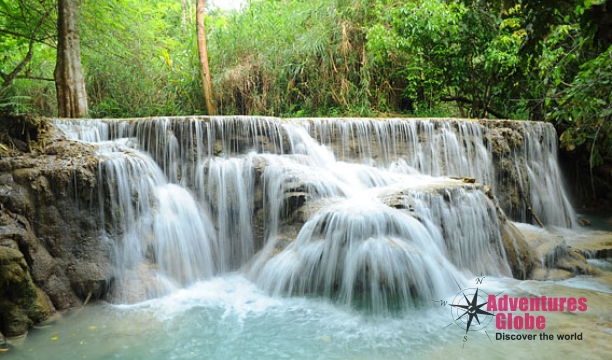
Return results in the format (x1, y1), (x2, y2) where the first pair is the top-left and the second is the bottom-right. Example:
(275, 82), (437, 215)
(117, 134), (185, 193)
(0, 246), (53, 337)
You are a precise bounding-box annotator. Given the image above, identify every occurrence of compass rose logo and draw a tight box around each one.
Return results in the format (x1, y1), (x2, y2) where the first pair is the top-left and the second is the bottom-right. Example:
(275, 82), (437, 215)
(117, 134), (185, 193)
(438, 276), (497, 348)
(450, 287), (495, 333)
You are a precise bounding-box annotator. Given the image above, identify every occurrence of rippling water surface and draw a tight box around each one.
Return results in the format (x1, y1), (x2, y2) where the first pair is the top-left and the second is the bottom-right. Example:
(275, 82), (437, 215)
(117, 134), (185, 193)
(5, 273), (612, 360)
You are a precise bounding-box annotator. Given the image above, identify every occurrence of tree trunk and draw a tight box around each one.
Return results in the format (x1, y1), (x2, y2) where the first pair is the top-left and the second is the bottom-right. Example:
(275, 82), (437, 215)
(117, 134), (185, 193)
(55, 0), (88, 118)
(196, 0), (215, 115)
(181, 0), (187, 34)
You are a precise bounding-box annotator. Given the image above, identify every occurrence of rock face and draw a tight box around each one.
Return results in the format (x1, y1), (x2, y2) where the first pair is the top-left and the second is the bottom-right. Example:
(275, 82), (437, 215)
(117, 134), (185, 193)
(0, 115), (113, 336)
(255, 163), (600, 285)
(0, 246), (52, 337)
(0, 139), (111, 308)
(514, 223), (602, 280)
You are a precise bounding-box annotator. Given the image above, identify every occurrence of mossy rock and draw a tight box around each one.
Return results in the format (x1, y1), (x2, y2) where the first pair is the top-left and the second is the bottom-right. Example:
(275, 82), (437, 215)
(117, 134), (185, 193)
(0, 247), (53, 337)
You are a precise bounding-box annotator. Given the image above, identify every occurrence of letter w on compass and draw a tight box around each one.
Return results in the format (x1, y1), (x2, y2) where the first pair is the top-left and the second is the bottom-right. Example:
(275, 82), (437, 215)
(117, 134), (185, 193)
(451, 288), (494, 333)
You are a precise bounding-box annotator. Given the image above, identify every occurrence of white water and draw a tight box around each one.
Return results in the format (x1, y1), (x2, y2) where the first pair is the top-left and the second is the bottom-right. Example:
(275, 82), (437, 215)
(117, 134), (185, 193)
(296, 118), (576, 227)
(5, 116), (610, 359)
(56, 117), (576, 227)
(53, 116), (575, 308)
(94, 141), (217, 302)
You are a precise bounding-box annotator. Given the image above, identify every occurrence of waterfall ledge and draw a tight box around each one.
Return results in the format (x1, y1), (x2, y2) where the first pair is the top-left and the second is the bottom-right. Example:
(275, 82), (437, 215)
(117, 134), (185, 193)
(0, 115), (608, 336)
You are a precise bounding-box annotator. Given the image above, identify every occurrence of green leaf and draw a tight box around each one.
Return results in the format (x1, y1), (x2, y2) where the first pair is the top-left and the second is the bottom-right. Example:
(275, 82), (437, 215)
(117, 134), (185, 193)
(0, 0), (11, 13)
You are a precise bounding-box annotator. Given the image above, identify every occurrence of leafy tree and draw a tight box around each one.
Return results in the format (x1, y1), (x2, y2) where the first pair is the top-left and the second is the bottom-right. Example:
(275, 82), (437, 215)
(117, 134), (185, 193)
(366, 0), (523, 118)
(0, 0), (56, 114)
(0, 0), (54, 88)
(80, 0), (202, 117)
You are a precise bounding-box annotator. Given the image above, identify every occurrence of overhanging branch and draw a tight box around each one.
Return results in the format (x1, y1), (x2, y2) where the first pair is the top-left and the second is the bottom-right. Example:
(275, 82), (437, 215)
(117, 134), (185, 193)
(440, 96), (508, 119)
(17, 75), (55, 82)
(1, 5), (54, 88)
(2, 38), (35, 87)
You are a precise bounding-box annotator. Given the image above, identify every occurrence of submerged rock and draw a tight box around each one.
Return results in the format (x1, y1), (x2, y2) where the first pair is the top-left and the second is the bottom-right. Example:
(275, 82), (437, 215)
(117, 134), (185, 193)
(514, 223), (602, 280)
(565, 230), (612, 260)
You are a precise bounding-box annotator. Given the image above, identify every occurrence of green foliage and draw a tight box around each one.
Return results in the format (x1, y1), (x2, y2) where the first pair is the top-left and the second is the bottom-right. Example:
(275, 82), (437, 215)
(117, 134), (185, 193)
(81, 0), (203, 117)
(0, 0), (609, 173)
(207, 0), (374, 116)
(0, 0), (56, 115)
(553, 46), (612, 166)
(365, 0), (526, 118)
(0, 81), (56, 115)
(0, 86), (29, 114)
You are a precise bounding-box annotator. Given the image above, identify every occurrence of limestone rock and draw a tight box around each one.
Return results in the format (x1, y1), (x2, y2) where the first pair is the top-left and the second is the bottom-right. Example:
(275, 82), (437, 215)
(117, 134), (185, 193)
(500, 221), (534, 279)
(515, 223), (602, 279)
(0, 246), (53, 337)
(565, 230), (612, 259)
(0, 134), (112, 309)
(0, 209), (81, 310)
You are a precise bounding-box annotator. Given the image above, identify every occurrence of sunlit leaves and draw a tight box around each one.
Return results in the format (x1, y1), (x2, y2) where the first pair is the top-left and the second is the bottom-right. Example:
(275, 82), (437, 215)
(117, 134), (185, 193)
(553, 45), (612, 165)
(79, 0), (203, 117)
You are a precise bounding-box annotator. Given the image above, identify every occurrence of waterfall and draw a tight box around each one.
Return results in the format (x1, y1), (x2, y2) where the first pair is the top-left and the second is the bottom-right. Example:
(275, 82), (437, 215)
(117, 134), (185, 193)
(249, 197), (461, 313)
(198, 156), (256, 272)
(94, 140), (217, 302)
(294, 118), (575, 227)
(55, 116), (574, 311)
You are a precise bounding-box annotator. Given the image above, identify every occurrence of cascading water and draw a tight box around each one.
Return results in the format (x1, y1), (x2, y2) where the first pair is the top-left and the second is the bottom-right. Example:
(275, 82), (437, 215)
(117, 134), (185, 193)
(55, 116), (575, 311)
(295, 118), (576, 227)
(249, 196), (463, 313)
(198, 156), (256, 272)
(94, 140), (217, 302)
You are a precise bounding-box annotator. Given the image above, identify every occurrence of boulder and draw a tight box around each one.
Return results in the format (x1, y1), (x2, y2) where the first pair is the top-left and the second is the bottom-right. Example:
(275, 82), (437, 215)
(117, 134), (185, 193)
(514, 223), (602, 280)
(0, 246), (53, 337)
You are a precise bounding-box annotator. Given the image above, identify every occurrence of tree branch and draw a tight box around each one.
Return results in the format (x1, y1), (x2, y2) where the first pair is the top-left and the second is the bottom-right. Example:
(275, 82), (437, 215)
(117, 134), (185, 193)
(2, 38), (35, 87)
(0, 28), (58, 48)
(440, 96), (508, 119)
(0, 28), (34, 40)
(1, 4), (54, 88)
(16, 75), (55, 82)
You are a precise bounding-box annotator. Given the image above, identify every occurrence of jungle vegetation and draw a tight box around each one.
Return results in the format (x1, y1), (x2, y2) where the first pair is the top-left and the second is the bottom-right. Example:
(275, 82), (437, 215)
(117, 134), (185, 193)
(1, 0), (611, 194)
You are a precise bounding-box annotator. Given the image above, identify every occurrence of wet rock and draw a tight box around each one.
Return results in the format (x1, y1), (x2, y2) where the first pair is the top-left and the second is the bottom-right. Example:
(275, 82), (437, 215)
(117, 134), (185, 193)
(378, 189), (416, 211)
(0, 210), (81, 310)
(67, 262), (112, 300)
(376, 181), (536, 279)
(0, 136), (112, 309)
(529, 266), (574, 281)
(566, 230), (612, 259)
(485, 126), (524, 159)
(501, 222), (534, 279)
(449, 176), (476, 183)
(515, 224), (602, 278)
(556, 248), (599, 275)
(0, 246), (54, 337)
